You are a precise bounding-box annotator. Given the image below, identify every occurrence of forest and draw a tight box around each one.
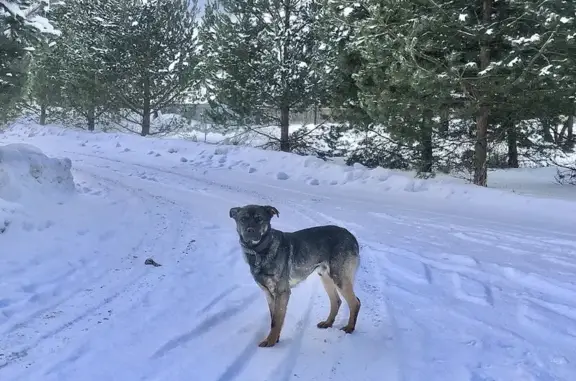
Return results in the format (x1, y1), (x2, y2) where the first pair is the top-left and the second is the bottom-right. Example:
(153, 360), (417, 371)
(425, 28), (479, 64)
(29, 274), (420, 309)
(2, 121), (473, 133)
(2, 0), (575, 186)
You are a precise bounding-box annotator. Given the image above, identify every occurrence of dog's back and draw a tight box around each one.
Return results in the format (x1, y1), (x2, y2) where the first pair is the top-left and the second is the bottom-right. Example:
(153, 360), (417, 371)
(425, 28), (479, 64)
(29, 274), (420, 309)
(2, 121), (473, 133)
(286, 224), (359, 259)
(283, 225), (359, 287)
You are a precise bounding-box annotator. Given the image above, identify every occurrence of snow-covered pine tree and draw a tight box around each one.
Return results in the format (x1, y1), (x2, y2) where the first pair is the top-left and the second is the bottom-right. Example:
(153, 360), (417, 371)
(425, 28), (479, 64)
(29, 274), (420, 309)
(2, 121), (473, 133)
(0, 0), (60, 124)
(26, 44), (63, 125)
(311, 2), (377, 161)
(200, 0), (325, 152)
(315, 1), (371, 127)
(56, 0), (125, 130)
(101, 0), (202, 136)
(524, 1), (576, 152)
(340, 0), (574, 186)
(25, 0), (124, 130)
(320, 1), (458, 174)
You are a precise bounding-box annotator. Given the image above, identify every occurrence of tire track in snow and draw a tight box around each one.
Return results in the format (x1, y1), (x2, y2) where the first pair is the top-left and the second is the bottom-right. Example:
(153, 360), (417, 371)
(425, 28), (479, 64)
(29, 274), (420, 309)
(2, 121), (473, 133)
(152, 291), (261, 359)
(69, 151), (325, 231)
(0, 169), (192, 376)
(272, 280), (319, 381)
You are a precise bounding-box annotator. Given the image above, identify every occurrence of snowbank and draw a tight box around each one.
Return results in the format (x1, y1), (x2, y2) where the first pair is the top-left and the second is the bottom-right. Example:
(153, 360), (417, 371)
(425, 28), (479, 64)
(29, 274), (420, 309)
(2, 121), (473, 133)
(0, 143), (75, 204)
(3, 122), (576, 215)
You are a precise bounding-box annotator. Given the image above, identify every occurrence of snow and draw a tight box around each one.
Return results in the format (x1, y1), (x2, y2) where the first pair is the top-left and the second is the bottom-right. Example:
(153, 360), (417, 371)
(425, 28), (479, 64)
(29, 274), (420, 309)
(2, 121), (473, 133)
(0, 0), (24, 17)
(540, 64), (553, 76)
(0, 121), (575, 381)
(342, 7), (354, 17)
(0, 0), (61, 36)
(0, 143), (74, 203)
(507, 56), (520, 66)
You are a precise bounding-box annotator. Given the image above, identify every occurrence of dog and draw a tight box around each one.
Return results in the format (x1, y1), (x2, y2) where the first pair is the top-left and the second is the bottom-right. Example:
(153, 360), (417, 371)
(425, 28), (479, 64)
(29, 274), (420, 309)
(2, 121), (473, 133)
(229, 204), (361, 347)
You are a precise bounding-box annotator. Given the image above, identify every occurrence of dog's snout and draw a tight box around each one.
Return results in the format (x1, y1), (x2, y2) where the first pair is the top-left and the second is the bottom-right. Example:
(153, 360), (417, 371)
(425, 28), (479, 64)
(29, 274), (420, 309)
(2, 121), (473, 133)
(246, 227), (255, 233)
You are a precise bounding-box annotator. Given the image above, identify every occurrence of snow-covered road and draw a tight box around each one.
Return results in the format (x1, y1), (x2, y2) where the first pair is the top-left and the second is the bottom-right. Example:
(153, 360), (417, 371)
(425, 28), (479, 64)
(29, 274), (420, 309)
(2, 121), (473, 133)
(1, 125), (575, 381)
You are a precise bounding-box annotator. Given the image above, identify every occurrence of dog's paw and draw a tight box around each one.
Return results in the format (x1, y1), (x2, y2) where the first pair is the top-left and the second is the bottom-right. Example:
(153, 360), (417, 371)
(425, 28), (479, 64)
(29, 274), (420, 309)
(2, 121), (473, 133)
(341, 325), (355, 334)
(258, 336), (280, 347)
(317, 320), (334, 329)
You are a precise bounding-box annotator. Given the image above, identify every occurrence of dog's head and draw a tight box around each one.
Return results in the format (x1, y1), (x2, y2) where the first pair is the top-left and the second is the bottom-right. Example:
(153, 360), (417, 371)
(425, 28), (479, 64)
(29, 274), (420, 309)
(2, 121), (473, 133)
(229, 204), (279, 244)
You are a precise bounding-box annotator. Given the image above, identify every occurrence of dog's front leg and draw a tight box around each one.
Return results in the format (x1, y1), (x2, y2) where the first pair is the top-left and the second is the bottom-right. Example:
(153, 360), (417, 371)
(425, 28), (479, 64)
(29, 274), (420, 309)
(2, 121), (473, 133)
(259, 290), (290, 347)
(258, 285), (275, 324)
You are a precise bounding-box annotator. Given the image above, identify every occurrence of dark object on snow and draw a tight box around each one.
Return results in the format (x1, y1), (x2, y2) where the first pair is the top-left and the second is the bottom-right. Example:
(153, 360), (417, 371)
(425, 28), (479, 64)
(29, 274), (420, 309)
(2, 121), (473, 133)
(145, 258), (162, 267)
(0, 220), (10, 234)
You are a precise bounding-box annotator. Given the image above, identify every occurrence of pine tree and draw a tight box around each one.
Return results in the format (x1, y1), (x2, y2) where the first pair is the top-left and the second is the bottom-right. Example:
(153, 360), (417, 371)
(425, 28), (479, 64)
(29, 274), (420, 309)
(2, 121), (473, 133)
(316, 1), (371, 127)
(100, 0), (202, 136)
(24, 0), (123, 130)
(0, 0), (60, 124)
(201, 0), (325, 152)
(339, 0), (575, 186)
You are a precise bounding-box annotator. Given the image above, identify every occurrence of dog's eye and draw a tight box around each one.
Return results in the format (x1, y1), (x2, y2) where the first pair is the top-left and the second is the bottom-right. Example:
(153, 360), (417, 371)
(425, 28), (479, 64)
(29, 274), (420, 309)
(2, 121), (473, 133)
(240, 216), (248, 222)
(254, 216), (262, 222)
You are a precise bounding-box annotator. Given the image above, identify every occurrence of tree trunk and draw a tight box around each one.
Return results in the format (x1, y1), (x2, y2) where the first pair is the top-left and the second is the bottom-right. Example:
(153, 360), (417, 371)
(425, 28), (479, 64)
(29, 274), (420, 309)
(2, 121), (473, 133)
(506, 119), (519, 168)
(39, 104), (47, 125)
(542, 118), (554, 142)
(142, 112), (151, 137)
(474, 106), (489, 186)
(439, 107), (450, 138)
(280, 105), (290, 152)
(141, 76), (151, 136)
(566, 113), (574, 150)
(474, 0), (492, 187)
(313, 104), (318, 125)
(278, 0), (291, 153)
(420, 109), (433, 173)
(87, 106), (95, 131)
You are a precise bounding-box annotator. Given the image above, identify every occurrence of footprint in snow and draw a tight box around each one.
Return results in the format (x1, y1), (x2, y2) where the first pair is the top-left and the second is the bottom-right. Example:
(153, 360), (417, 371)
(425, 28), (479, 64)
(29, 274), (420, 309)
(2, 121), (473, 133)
(37, 220), (55, 231)
(99, 230), (116, 241)
(180, 157), (188, 163)
(276, 172), (289, 180)
(308, 178), (320, 186)
(248, 167), (257, 173)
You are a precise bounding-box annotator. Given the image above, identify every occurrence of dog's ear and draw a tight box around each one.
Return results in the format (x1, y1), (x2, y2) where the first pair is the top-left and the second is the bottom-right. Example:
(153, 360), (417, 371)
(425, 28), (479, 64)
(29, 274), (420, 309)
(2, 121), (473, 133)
(229, 207), (240, 219)
(264, 205), (279, 218)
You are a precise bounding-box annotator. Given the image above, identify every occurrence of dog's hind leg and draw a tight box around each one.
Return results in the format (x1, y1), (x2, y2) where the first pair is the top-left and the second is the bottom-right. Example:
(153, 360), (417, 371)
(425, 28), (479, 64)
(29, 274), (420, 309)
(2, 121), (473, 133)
(337, 279), (361, 333)
(317, 273), (342, 329)
(332, 256), (361, 334)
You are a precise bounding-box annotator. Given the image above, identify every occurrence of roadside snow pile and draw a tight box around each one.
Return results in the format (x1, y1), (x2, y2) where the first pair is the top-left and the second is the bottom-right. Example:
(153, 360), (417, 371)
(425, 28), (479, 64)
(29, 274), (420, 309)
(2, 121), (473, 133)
(0, 143), (75, 236)
(0, 143), (75, 203)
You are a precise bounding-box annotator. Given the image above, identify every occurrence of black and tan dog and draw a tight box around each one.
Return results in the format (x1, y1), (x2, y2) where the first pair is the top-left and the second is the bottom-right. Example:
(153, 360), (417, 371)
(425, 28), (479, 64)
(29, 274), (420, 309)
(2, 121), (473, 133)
(229, 204), (361, 347)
